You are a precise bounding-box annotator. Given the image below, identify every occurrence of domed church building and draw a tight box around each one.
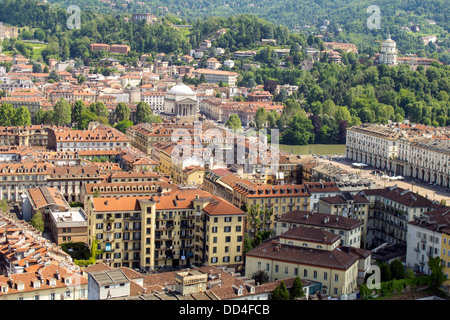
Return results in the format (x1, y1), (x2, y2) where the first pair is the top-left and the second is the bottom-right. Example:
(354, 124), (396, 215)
(378, 35), (398, 66)
(163, 80), (198, 122)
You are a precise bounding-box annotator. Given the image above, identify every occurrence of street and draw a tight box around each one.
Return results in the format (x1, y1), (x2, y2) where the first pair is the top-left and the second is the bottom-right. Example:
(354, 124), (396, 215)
(318, 156), (450, 203)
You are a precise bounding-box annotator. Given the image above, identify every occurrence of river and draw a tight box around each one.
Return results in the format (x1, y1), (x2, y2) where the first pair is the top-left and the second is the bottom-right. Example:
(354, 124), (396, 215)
(278, 144), (346, 156)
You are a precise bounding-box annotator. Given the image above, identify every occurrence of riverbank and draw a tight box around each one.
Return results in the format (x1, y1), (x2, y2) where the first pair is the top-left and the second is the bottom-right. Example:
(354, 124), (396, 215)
(278, 144), (346, 156)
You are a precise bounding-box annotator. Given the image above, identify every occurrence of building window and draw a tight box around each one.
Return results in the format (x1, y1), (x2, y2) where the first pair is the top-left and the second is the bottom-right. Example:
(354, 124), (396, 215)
(224, 226), (231, 232)
(275, 265), (279, 273)
(304, 269), (307, 277)
(212, 227), (217, 233)
(335, 274), (339, 282)
(225, 236), (231, 242)
(314, 271), (317, 279)
(324, 272), (328, 280)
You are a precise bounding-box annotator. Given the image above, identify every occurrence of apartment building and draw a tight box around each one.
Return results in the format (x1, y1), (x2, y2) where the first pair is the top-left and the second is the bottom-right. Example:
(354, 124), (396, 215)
(346, 123), (450, 187)
(206, 57), (222, 70)
(247, 91), (273, 102)
(141, 91), (165, 112)
(132, 13), (158, 25)
(126, 123), (195, 155)
(220, 101), (284, 127)
(47, 126), (130, 152)
(318, 192), (369, 248)
(360, 186), (436, 249)
(0, 162), (52, 202)
(346, 123), (400, 172)
(0, 125), (51, 147)
(245, 226), (371, 297)
(406, 207), (449, 277)
(46, 165), (105, 203)
(0, 97), (45, 120)
(323, 42), (358, 54)
(232, 182), (310, 230)
(0, 263), (88, 300)
(192, 69), (239, 86)
(81, 180), (174, 206)
(441, 226), (450, 293)
(275, 210), (363, 248)
(84, 189), (246, 271)
(304, 182), (341, 212)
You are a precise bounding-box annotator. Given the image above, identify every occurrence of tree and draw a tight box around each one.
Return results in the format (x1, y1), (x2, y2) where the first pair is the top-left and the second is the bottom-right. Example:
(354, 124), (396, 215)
(290, 276), (304, 299)
(263, 80), (278, 94)
(243, 233), (253, 253)
(338, 120), (348, 144)
(114, 119), (133, 133)
(115, 102), (131, 122)
(225, 114), (242, 130)
(72, 100), (86, 124)
(48, 69), (60, 82)
(282, 114), (314, 145)
(143, 113), (162, 124)
(251, 270), (269, 285)
(271, 280), (290, 300)
(53, 98), (72, 125)
(274, 87), (289, 102)
(378, 261), (392, 282)
(428, 256), (447, 291)
(246, 205), (273, 238)
(30, 212), (44, 233)
(32, 63), (42, 73)
(90, 102), (109, 119)
(254, 107), (267, 130)
(13, 106), (31, 126)
(390, 259), (405, 280)
(136, 101), (152, 123)
(0, 103), (15, 126)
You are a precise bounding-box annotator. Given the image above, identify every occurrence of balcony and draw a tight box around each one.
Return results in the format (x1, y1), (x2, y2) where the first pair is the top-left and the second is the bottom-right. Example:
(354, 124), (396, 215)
(104, 216), (115, 223)
(124, 215), (141, 221)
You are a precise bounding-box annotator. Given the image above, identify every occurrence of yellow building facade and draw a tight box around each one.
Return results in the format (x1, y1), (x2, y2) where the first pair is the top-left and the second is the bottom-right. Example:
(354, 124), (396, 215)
(85, 189), (246, 271)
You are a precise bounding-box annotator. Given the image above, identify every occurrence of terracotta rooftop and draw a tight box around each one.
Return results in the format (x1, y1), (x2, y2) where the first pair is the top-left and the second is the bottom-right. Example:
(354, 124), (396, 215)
(246, 238), (359, 270)
(277, 210), (363, 230)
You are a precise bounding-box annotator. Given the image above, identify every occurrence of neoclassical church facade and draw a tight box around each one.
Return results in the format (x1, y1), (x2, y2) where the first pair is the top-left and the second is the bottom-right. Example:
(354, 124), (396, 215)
(163, 82), (199, 122)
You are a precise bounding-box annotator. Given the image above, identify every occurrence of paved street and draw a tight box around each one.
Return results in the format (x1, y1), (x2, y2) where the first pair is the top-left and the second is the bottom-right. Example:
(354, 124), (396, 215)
(318, 156), (450, 203)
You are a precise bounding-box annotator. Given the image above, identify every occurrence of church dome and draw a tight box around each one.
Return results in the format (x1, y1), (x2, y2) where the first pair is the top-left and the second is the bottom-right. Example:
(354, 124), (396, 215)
(167, 83), (196, 96)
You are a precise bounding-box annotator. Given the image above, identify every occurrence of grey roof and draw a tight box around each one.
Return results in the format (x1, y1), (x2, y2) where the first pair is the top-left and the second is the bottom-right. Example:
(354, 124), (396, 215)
(90, 269), (129, 286)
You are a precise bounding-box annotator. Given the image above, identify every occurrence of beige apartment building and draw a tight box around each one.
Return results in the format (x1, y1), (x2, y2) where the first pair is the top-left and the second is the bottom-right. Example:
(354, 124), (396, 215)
(84, 189), (246, 271)
(318, 192), (370, 248)
(245, 226), (371, 297)
(232, 181), (311, 230)
(192, 69), (239, 86)
(359, 186), (435, 249)
(275, 210), (363, 248)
